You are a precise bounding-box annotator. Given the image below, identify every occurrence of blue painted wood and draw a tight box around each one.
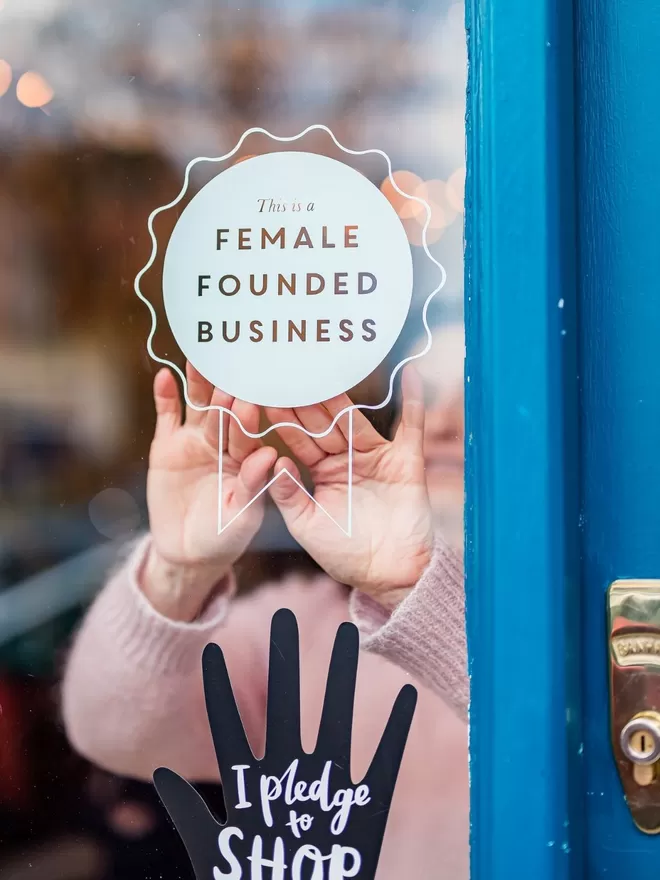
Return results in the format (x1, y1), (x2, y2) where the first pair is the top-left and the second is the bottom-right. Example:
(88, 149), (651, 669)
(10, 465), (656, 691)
(465, 0), (583, 876)
(576, 0), (660, 873)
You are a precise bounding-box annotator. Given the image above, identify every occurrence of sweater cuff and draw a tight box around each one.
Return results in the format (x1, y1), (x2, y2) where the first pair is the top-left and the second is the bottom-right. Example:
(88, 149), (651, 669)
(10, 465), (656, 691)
(349, 536), (468, 720)
(91, 536), (235, 676)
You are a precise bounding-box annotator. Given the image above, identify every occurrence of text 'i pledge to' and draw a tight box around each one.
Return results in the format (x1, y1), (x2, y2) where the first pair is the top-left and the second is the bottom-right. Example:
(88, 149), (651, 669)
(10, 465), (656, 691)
(196, 224), (379, 345)
(212, 759), (370, 879)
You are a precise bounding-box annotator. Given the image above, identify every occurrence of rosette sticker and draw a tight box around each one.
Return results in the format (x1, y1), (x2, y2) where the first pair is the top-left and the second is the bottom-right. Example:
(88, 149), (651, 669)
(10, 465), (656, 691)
(164, 151), (413, 408)
(134, 125), (446, 535)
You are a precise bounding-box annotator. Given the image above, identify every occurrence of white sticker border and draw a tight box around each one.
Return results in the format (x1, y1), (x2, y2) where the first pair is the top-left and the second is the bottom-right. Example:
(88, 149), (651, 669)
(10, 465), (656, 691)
(133, 124), (447, 536)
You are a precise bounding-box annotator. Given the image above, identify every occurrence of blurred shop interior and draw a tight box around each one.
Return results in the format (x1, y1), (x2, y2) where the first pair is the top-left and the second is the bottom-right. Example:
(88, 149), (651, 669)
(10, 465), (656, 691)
(0, 0), (466, 877)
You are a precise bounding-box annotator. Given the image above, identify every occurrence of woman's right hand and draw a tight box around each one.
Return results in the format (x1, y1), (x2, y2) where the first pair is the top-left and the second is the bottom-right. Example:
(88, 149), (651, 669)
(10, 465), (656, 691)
(141, 363), (276, 622)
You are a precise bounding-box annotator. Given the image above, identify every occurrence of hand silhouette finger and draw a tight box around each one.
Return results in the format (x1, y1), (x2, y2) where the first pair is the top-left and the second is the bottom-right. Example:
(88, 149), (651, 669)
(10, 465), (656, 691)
(265, 609), (302, 761)
(153, 767), (221, 872)
(203, 643), (254, 799)
(363, 683), (417, 797)
(314, 622), (359, 768)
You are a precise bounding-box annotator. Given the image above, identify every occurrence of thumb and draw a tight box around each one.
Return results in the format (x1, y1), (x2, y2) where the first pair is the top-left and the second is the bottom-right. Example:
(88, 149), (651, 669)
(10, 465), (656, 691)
(231, 446), (278, 510)
(394, 364), (425, 451)
(268, 457), (314, 529)
(153, 767), (221, 852)
(153, 368), (182, 438)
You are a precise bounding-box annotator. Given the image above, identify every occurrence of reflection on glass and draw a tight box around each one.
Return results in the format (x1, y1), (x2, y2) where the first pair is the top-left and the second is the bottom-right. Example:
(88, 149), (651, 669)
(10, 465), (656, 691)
(0, 2), (467, 878)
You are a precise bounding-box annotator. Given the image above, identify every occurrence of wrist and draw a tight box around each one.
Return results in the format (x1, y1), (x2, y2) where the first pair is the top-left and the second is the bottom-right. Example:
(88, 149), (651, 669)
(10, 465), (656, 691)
(357, 538), (433, 612)
(139, 545), (232, 623)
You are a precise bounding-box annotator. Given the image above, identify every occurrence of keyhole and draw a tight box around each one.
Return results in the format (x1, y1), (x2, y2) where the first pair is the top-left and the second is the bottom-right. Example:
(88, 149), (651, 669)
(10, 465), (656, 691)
(634, 731), (655, 755)
(628, 728), (659, 762)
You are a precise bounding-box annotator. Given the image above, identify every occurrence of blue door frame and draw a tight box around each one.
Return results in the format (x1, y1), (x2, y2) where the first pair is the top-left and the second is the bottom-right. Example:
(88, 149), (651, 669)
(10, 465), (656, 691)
(467, 0), (660, 875)
(465, 0), (583, 876)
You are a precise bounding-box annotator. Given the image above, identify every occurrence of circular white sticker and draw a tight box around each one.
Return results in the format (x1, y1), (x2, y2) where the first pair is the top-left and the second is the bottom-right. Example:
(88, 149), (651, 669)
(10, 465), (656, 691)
(162, 151), (413, 408)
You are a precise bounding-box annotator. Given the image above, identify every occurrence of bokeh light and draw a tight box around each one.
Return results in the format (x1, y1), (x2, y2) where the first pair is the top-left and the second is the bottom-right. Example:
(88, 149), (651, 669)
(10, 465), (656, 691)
(381, 171), (462, 246)
(16, 71), (54, 108)
(398, 194), (424, 221)
(415, 179), (458, 230)
(0, 60), (11, 98)
(88, 488), (141, 539)
(380, 170), (423, 215)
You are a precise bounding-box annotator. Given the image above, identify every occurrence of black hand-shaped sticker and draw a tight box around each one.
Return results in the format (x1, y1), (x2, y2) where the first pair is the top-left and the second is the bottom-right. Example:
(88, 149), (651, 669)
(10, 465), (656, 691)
(154, 609), (417, 880)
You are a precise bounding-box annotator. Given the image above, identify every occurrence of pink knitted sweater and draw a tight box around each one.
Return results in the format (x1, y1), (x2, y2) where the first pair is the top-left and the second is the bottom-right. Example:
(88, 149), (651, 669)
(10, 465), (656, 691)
(62, 537), (468, 879)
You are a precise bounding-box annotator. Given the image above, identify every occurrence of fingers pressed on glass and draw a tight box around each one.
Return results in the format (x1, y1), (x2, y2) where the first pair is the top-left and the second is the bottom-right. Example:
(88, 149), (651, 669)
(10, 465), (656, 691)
(185, 361), (214, 427)
(395, 365), (426, 449)
(293, 403), (347, 454)
(153, 368), (182, 437)
(268, 457), (314, 525)
(323, 393), (387, 452)
(234, 447), (278, 504)
(264, 407), (327, 466)
(203, 386), (234, 451)
(228, 399), (261, 462)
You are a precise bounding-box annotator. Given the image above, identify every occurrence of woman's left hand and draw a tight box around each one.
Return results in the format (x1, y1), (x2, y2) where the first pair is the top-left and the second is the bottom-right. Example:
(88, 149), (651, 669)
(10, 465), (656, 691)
(265, 366), (433, 609)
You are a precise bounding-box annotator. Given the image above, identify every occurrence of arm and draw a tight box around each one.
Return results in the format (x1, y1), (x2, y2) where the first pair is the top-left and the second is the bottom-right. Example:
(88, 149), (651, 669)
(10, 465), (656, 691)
(62, 539), (347, 782)
(262, 366), (468, 716)
(61, 538), (265, 782)
(63, 363), (277, 779)
(63, 360), (468, 778)
(350, 537), (468, 720)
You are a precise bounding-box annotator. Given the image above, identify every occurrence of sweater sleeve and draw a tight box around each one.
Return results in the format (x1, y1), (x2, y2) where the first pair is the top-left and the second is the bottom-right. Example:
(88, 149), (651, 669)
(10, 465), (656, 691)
(349, 536), (468, 720)
(61, 537), (265, 782)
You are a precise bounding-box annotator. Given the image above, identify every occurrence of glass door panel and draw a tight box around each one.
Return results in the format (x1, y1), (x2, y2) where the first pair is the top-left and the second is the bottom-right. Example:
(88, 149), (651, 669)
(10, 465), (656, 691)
(0, 3), (468, 878)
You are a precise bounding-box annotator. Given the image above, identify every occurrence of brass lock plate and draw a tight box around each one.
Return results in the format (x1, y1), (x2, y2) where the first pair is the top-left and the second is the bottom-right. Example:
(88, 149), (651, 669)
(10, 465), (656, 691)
(609, 579), (660, 832)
